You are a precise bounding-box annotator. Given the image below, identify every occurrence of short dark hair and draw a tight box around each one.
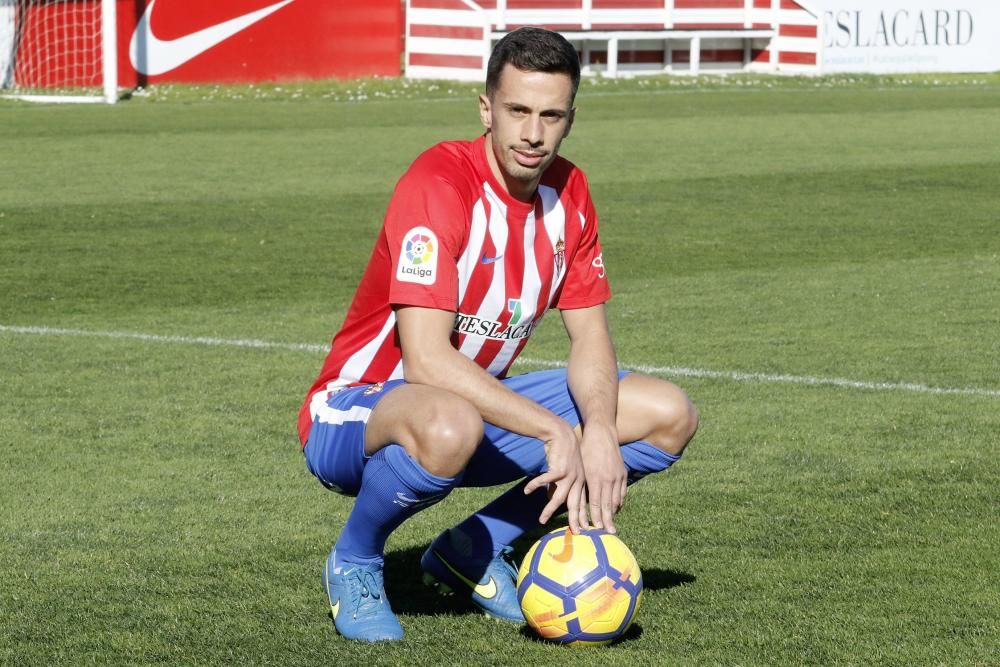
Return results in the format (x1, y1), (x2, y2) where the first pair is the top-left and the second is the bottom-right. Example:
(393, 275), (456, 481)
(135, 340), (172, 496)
(486, 27), (581, 102)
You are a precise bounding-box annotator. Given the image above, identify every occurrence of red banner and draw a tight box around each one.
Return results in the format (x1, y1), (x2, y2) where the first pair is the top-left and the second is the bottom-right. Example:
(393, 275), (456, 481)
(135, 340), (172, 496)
(122, 0), (402, 85)
(12, 0), (402, 88)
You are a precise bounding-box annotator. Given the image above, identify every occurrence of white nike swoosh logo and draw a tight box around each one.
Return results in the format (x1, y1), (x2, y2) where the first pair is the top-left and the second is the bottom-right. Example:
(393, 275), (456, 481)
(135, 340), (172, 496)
(432, 550), (498, 599)
(130, 0), (296, 76)
(393, 491), (447, 510)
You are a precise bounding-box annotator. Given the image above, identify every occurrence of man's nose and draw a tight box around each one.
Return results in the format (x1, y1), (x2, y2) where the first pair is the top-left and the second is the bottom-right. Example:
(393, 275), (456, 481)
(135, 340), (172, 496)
(523, 114), (544, 146)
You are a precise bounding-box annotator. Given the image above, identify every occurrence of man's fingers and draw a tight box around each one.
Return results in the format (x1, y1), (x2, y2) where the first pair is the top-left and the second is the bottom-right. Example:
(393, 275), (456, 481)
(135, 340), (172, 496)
(557, 496), (579, 533)
(578, 488), (590, 532)
(524, 471), (556, 496)
(611, 479), (623, 512)
(588, 491), (603, 530)
(564, 480), (587, 534)
(589, 507), (602, 530)
(573, 482), (590, 534)
(594, 480), (615, 534)
(602, 498), (616, 534)
(538, 496), (561, 526)
(540, 479), (573, 526)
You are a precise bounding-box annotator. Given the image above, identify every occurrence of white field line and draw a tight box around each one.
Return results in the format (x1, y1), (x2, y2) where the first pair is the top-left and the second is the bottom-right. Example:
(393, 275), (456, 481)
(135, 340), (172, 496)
(2, 323), (999, 399)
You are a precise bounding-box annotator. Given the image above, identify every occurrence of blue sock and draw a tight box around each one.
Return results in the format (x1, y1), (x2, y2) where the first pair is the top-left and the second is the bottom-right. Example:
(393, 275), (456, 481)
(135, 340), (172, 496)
(333, 444), (460, 568)
(454, 441), (681, 558)
(620, 440), (681, 484)
(450, 479), (548, 561)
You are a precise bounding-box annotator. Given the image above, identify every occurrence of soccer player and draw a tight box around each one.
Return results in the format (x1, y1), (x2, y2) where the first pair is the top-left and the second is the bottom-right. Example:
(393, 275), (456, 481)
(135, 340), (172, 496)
(298, 27), (698, 642)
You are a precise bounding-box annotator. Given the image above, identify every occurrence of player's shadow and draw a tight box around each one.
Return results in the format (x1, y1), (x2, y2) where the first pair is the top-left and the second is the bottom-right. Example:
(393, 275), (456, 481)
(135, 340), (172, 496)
(641, 567), (697, 590)
(383, 540), (696, 619)
(383, 545), (481, 617)
(509, 524), (698, 592)
(511, 567), (694, 648)
(518, 621), (645, 646)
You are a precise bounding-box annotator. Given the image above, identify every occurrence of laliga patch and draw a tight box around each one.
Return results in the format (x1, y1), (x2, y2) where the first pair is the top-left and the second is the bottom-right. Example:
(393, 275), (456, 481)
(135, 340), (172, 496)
(397, 226), (438, 285)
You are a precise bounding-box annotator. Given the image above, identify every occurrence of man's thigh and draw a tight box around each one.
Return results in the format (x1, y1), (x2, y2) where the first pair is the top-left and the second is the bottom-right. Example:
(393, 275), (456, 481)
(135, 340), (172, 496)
(460, 368), (629, 487)
(304, 368), (639, 492)
(302, 380), (405, 496)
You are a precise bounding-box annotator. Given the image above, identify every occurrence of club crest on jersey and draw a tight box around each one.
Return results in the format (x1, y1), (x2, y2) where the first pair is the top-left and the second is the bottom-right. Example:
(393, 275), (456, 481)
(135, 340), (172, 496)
(554, 239), (565, 276)
(397, 226), (438, 285)
(363, 382), (385, 396)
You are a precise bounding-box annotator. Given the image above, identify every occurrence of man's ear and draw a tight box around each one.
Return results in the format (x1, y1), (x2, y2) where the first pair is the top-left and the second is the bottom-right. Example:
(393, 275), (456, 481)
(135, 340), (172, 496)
(479, 94), (492, 131)
(563, 107), (576, 139)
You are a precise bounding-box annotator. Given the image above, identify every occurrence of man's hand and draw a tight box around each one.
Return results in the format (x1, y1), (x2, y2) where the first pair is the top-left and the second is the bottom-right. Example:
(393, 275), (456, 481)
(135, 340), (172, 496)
(579, 422), (626, 534)
(524, 420), (588, 534)
(560, 303), (623, 533)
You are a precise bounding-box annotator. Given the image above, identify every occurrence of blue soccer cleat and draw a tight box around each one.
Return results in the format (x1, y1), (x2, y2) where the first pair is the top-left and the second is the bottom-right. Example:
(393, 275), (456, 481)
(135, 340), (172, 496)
(323, 551), (404, 642)
(420, 528), (524, 623)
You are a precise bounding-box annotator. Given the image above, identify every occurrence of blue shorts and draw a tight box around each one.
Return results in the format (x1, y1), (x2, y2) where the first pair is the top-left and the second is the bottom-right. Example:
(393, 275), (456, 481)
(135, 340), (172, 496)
(303, 368), (629, 495)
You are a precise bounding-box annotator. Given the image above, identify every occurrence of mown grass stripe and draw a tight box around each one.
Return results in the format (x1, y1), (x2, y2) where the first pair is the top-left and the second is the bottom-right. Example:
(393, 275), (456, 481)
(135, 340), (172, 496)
(3, 323), (997, 399)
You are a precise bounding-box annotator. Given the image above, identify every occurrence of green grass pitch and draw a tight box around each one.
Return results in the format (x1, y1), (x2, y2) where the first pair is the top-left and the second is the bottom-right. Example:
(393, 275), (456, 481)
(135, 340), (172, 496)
(1, 74), (999, 665)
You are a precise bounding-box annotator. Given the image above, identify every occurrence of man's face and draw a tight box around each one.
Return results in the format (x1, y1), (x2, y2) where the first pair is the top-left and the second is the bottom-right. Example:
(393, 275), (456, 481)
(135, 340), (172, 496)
(480, 64), (575, 201)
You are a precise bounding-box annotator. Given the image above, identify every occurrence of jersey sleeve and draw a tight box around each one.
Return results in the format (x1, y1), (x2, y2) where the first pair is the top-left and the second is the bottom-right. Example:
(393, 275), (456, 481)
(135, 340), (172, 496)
(556, 174), (611, 310)
(383, 155), (467, 311)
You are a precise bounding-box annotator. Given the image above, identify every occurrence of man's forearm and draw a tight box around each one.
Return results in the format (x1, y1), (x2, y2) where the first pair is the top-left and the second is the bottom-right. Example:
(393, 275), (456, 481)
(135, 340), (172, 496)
(397, 305), (571, 442)
(564, 307), (619, 433)
(407, 344), (570, 442)
(568, 341), (618, 431)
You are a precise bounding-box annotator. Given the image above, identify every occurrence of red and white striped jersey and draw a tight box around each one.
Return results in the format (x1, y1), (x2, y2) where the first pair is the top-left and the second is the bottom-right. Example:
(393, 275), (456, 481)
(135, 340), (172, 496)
(298, 134), (610, 444)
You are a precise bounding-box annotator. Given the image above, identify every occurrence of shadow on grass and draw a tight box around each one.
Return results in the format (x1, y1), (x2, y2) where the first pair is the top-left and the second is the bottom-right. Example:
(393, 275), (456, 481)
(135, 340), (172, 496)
(382, 540), (696, 618)
(383, 545), (480, 617)
(509, 523), (698, 591)
(642, 567), (696, 590)
(518, 621), (645, 646)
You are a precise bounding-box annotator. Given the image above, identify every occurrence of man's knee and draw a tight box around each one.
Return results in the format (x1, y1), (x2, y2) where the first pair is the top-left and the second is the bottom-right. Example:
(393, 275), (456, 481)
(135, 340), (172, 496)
(621, 375), (699, 456)
(408, 395), (483, 475)
(656, 386), (698, 455)
(367, 385), (484, 477)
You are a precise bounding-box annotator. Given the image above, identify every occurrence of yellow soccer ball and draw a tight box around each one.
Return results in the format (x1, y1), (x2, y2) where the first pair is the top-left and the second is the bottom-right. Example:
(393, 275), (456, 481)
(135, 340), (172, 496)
(516, 527), (643, 645)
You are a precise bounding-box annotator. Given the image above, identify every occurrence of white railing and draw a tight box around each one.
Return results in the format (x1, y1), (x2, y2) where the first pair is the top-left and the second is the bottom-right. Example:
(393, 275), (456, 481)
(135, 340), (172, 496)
(404, 0), (808, 79)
